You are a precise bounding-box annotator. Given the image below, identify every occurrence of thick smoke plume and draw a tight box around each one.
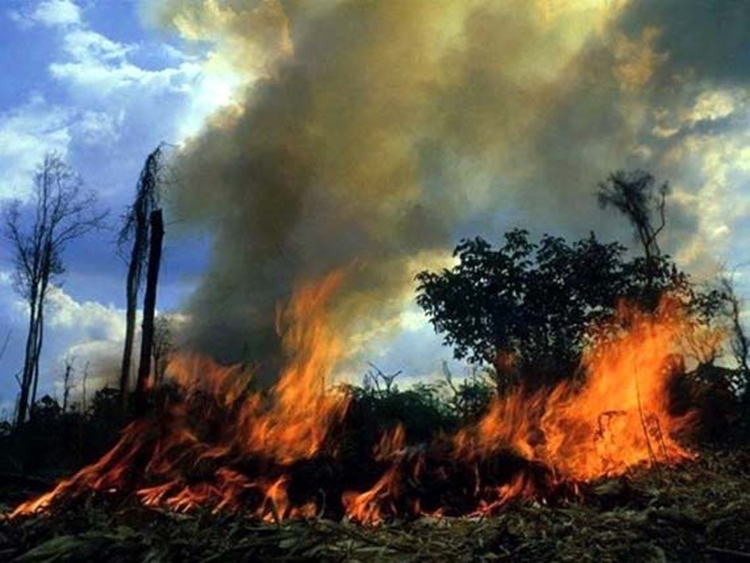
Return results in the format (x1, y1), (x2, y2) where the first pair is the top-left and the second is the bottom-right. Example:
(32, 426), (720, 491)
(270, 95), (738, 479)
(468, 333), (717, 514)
(150, 0), (746, 380)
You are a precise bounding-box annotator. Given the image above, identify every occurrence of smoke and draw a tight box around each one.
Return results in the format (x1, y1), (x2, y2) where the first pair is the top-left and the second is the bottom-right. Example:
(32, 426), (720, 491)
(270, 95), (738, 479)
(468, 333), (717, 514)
(146, 0), (748, 379)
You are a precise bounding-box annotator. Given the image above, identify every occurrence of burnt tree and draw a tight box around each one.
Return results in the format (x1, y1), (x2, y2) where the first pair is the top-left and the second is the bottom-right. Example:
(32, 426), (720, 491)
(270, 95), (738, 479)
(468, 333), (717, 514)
(152, 315), (174, 386)
(134, 209), (165, 415)
(118, 147), (164, 401)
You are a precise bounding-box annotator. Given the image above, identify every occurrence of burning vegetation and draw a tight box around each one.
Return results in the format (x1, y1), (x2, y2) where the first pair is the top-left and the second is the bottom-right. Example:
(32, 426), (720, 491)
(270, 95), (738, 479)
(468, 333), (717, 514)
(7, 273), (722, 525)
(3, 168), (748, 560)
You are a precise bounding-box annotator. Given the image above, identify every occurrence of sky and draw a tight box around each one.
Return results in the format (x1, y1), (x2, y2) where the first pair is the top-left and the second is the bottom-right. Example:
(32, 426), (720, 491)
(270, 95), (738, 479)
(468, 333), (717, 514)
(0, 0), (749, 413)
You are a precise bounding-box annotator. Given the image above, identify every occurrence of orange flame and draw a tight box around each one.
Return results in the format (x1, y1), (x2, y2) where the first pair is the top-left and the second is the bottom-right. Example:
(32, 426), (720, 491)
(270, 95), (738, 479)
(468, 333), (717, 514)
(11, 289), (719, 523)
(453, 297), (700, 484)
(340, 296), (713, 519)
(12, 271), (349, 518)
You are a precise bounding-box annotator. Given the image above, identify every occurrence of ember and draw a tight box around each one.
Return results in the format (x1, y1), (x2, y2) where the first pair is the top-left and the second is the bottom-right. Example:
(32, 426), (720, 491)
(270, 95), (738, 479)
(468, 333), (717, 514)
(10, 277), (715, 523)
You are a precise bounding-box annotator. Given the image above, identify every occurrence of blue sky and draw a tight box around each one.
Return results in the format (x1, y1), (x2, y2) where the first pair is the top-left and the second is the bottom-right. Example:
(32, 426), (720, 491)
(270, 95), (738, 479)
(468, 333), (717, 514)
(1, 0), (749, 414)
(0, 0), (221, 411)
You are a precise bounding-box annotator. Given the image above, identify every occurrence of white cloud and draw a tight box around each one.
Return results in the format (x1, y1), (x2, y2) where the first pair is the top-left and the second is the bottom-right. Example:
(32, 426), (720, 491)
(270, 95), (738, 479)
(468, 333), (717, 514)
(61, 28), (133, 62)
(688, 90), (738, 124)
(9, 0), (81, 29)
(33, 0), (81, 27)
(0, 98), (128, 200)
(37, 14), (206, 109)
(667, 127), (750, 272)
(46, 285), (125, 341)
(73, 109), (124, 145)
(0, 280), (129, 404)
(0, 95), (73, 199)
(50, 57), (202, 98)
(9, 0), (239, 151)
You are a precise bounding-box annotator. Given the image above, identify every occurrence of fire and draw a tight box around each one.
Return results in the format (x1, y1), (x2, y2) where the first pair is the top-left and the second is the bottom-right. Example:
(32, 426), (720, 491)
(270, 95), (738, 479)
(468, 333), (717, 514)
(539, 298), (696, 480)
(11, 271), (349, 518)
(340, 297), (707, 521)
(11, 287), (717, 523)
(451, 297), (697, 479)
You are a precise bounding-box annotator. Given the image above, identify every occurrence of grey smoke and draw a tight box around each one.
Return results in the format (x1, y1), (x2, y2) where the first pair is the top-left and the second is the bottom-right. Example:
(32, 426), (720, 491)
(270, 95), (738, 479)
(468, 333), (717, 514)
(150, 0), (746, 379)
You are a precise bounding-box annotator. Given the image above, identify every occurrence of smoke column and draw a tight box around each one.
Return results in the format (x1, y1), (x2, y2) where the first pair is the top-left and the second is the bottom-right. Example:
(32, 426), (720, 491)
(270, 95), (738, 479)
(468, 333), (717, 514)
(148, 0), (740, 380)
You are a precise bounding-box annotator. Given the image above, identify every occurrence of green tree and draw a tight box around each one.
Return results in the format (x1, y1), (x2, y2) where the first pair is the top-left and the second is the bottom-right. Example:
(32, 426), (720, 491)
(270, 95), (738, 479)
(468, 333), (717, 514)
(416, 226), (706, 392)
(417, 230), (626, 390)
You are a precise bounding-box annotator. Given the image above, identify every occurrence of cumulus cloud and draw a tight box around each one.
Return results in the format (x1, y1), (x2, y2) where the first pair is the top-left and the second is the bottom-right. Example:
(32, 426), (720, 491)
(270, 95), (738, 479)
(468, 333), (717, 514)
(0, 1), (249, 404)
(10, 0), (81, 29)
(0, 95), (130, 199)
(0, 94), (73, 199)
(45, 19), (202, 99)
(0, 277), (128, 405)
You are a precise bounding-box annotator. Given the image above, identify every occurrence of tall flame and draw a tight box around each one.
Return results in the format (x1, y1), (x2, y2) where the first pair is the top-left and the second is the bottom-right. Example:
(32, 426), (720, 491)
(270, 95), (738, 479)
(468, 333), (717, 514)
(12, 271), (349, 518)
(454, 297), (696, 480)
(12, 291), (717, 523)
(342, 297), (707, 522)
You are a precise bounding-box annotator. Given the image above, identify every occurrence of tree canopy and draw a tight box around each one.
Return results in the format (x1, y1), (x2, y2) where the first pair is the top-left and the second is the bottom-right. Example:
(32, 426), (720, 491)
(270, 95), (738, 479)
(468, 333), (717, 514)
(416, 228), (711, 391)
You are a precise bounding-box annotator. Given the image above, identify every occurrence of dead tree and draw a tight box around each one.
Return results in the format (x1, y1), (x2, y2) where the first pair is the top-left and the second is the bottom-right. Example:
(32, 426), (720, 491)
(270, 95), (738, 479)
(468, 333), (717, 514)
(364, 362), (402, 396)
(62, 356), (75, 414)
(81, 361), (90, 414)
(2, 154), (106, 427)
(598, 170), (668, 296)
(118, 147), (164, 402)
(134, 209), (165, 415)
(720, 275), (750, 395)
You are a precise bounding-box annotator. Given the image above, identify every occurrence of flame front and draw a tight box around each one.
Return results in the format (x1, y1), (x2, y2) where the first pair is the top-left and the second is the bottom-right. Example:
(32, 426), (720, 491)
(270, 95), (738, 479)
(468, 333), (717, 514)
(342, 297), (705, 521)
(12, 289), (715, 522)
(453, 297), (696, 481)
(12, 272), (349, 519)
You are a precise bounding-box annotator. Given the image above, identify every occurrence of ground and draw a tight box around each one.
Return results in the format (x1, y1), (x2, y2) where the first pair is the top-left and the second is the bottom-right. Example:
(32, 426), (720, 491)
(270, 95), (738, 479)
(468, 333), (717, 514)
(0, 448), (748, 562)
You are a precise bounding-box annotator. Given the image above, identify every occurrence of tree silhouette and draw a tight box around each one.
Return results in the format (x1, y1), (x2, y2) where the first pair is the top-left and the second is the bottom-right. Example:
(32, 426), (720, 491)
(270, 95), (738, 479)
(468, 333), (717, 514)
(416, 223), (713, 392)
(117, 146), (166, 401)
(598, 170), (669, 299)
(152, 315), (175, 386)
(2, 154), (106, 426)
(416, 229), (630, 391)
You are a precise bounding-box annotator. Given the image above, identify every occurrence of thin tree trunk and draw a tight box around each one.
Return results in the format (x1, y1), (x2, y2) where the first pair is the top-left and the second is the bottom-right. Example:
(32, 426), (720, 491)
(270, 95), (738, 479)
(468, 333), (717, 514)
(30, 304), (44, 412)
(119, 148), (161, 403)
(16, 295), (38, 427)
(82, 361), (89, 413)
(119, 272), (139, 401)
(120, 217), (148, 402)
(62, 362), (72, 413)
(135, 209), (164, 415)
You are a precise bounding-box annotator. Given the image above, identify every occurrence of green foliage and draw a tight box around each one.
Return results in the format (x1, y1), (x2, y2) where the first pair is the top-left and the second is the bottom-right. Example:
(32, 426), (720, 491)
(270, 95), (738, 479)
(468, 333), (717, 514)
(416, 229), (716, 390)
(438, 363), (495, 422)
(341, 365), (497, 451)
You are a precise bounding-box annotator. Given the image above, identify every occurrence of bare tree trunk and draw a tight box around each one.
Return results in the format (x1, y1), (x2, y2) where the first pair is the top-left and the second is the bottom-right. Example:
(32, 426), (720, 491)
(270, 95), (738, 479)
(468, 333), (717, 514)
(4, 154), (106, 427)
(120, 214), (148, 402)
(16, 306), (37, 426)
(81, 361), (89, 413)
(119, 256), (140, 401)
(30, 304), (44, 411)
(135, 209), (164, 415)
(62, 359), (73, 413)
(118, 147), (163, 404)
